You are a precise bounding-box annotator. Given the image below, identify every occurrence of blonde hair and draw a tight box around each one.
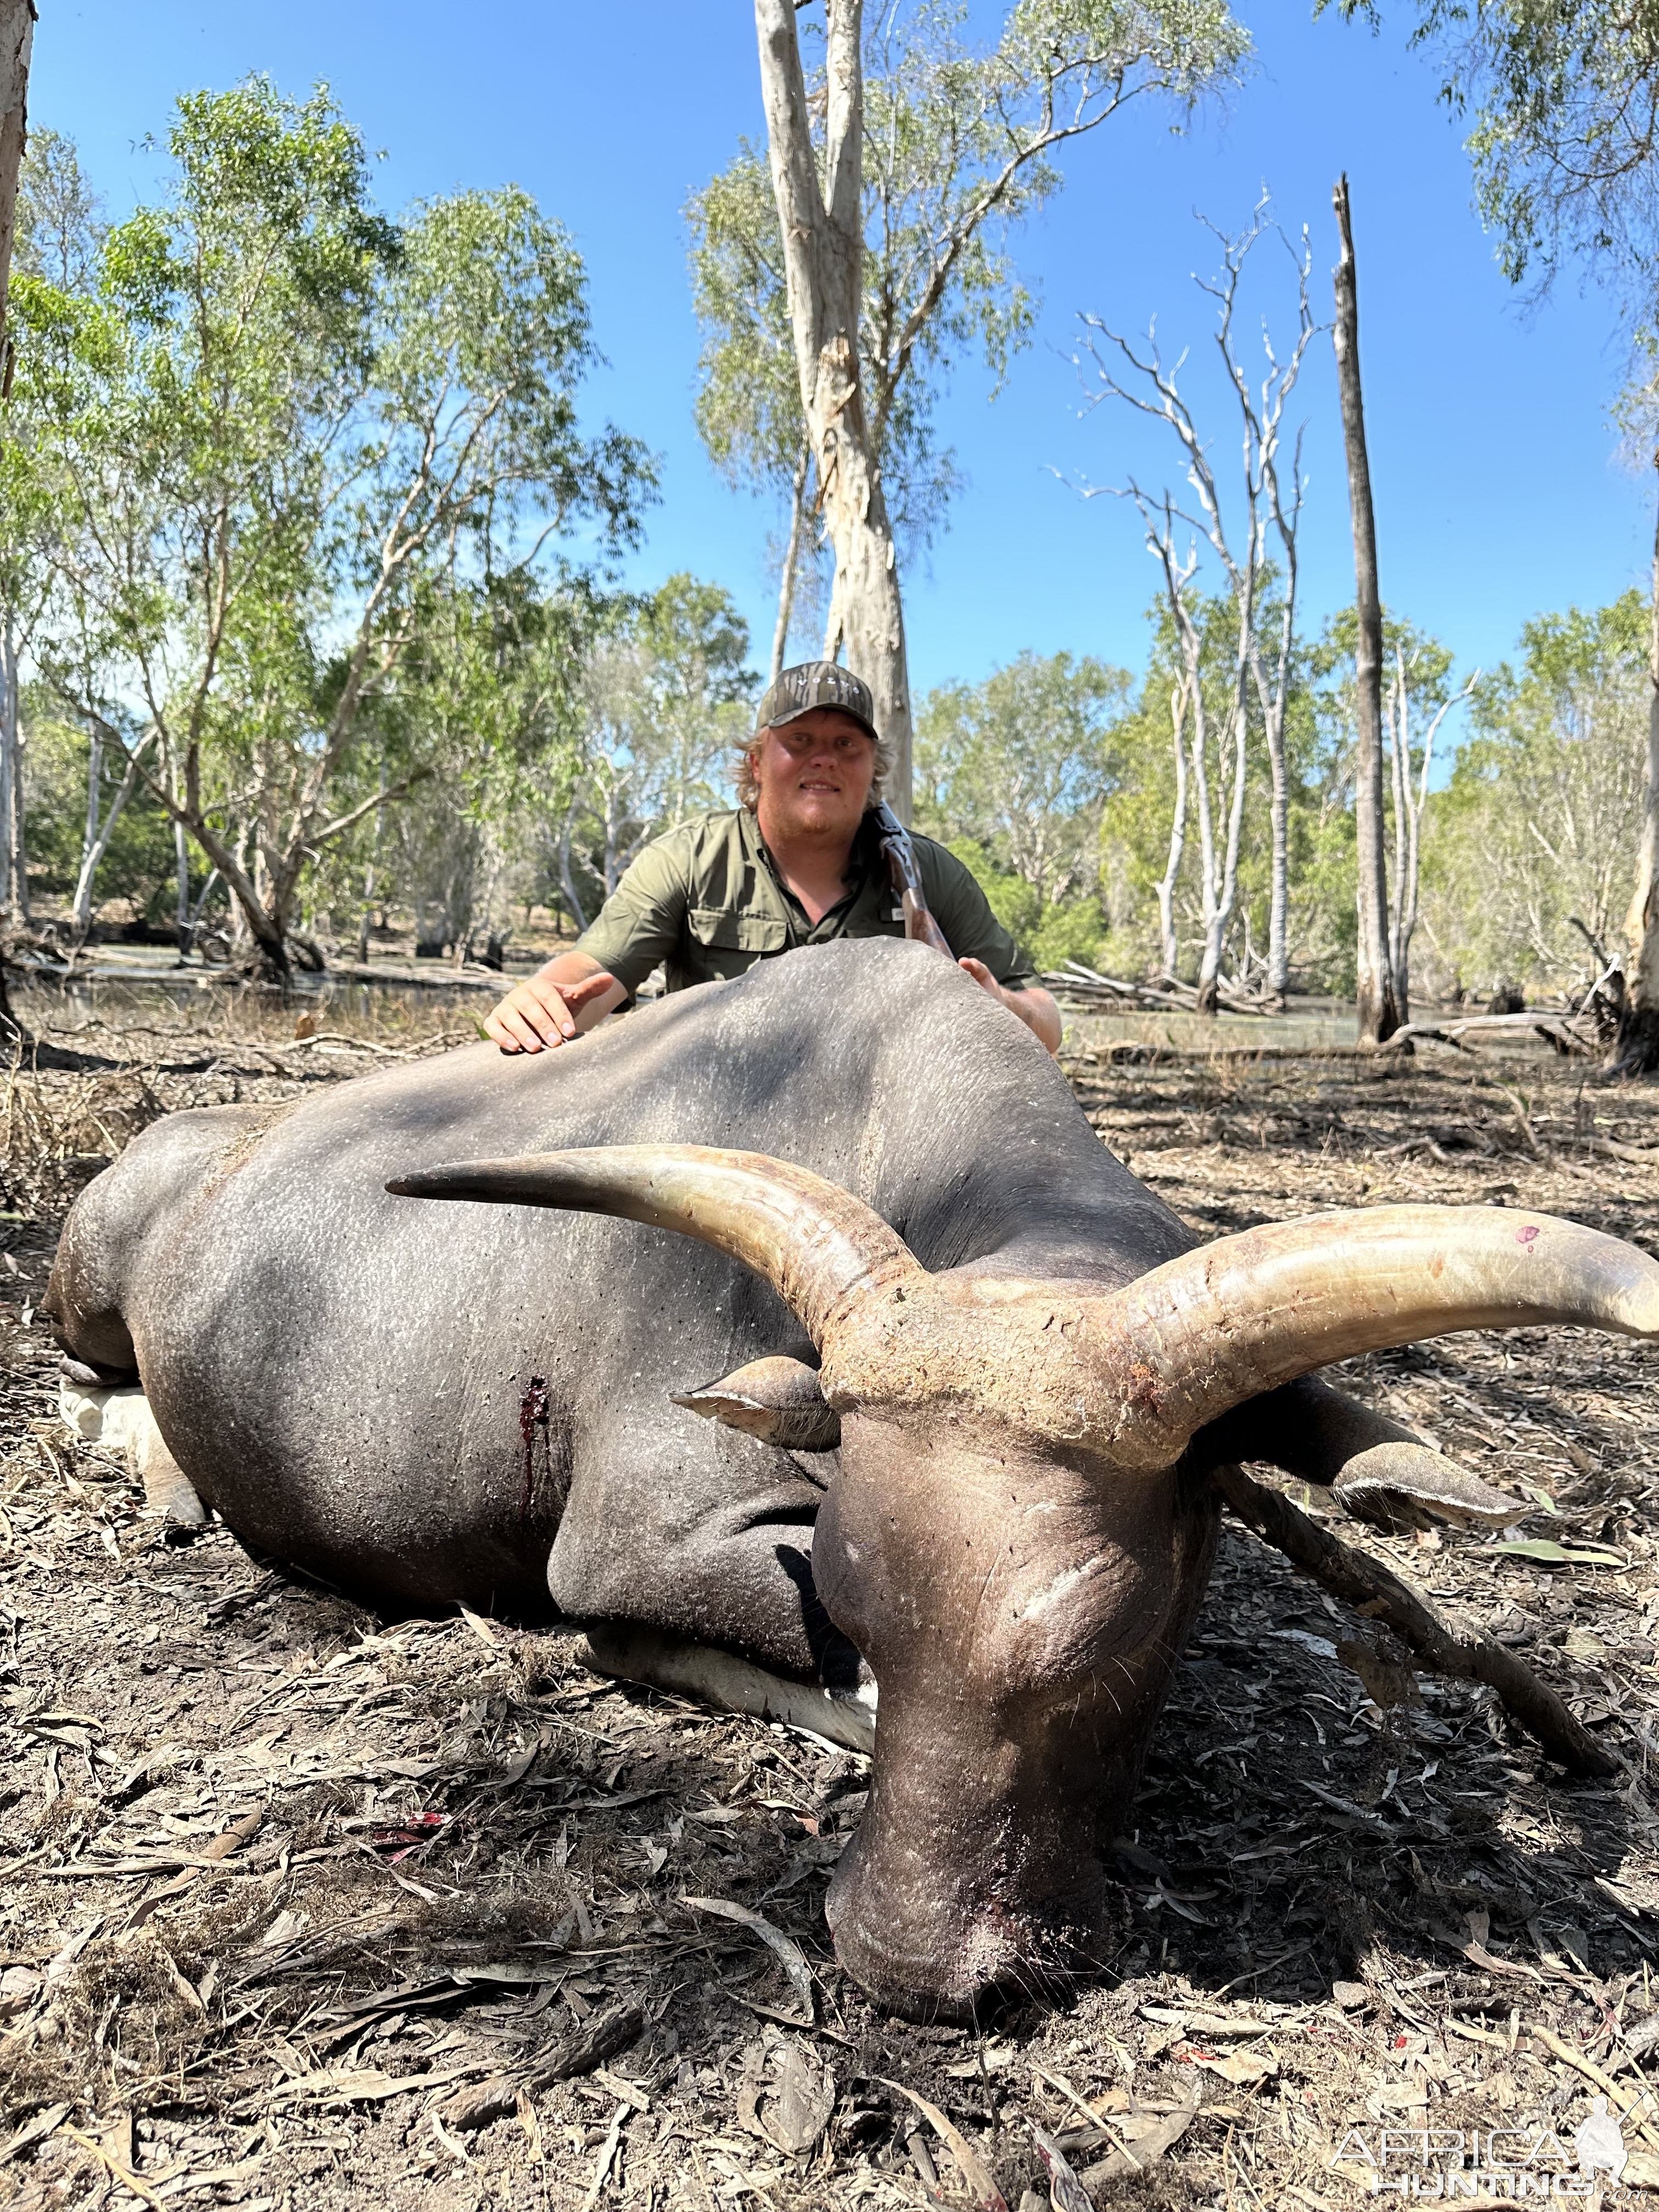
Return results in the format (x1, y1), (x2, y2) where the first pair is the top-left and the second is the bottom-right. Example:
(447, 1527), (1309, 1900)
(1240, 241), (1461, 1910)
(735, 716), (893, 812)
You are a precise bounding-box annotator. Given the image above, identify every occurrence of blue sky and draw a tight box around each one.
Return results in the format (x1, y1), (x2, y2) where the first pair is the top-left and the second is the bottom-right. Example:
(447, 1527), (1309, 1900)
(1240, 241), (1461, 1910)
(30, 0), (1652, 701)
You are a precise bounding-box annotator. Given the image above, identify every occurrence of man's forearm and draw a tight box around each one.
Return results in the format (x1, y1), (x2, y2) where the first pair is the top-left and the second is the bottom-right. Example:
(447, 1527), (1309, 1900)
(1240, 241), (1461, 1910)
(539, 951), (627, 1028)
(1007, 985), (1062, 1056)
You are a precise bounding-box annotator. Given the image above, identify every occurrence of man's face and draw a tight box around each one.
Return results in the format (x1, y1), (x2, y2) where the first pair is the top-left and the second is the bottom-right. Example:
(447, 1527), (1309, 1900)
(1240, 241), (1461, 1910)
(754, 709), (877, 843)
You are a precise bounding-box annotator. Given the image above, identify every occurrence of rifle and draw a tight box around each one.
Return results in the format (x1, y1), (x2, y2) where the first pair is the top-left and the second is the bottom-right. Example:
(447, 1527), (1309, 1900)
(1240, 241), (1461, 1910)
(872, 801), (953, 958)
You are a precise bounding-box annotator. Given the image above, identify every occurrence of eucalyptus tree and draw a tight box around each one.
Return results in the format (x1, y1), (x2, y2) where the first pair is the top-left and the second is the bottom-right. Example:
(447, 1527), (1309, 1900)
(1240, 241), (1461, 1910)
(687, 154), (817, 681)
(916, 650), (1127, 921)
(1327, 0), (1659, 320)
(373, 569), (600, 963)
(556, 575), (754, 928)
(38, 80), (652, 979)
(0, 128), (103, 923)
(1424, 596), (1646, 1001)
(1319, 0), (1659, 1063)
(740, 0), (1248, 814)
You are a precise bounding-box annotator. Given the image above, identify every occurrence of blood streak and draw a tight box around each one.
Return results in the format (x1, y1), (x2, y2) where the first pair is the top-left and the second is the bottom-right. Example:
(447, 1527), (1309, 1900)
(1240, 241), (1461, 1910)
(518, 1374), (551, 1522)
(1515, 1225), (1541, 1247)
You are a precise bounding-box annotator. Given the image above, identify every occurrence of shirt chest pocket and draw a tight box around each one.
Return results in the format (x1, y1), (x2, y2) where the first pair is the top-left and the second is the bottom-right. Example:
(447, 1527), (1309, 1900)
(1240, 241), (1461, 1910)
(684, 904), (789, 980)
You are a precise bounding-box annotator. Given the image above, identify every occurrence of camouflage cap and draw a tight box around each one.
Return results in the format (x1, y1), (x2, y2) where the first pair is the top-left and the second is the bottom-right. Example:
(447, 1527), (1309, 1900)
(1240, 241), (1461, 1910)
(753, 659), (879, 743)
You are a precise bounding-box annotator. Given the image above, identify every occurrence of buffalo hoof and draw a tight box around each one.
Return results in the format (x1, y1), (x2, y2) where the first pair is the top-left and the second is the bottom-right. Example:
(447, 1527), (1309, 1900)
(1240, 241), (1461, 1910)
(59, 1381), (208, 1528)
(582, 1623), (877, 1753)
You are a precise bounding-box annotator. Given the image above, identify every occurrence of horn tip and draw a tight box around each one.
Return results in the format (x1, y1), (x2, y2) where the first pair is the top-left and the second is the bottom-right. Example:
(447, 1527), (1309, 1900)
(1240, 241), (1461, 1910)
(387, 1169), (465, 1199)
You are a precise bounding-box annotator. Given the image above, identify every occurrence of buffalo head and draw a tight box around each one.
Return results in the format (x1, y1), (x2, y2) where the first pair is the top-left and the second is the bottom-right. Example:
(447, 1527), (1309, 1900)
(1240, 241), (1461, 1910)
(393, 1146), (1659, 2020)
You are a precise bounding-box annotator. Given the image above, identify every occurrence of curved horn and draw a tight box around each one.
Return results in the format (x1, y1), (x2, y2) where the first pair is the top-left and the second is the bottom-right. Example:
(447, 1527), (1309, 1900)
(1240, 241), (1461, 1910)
(388, 1144), (923, 1345)
(1087, 1205), (1659, 1465)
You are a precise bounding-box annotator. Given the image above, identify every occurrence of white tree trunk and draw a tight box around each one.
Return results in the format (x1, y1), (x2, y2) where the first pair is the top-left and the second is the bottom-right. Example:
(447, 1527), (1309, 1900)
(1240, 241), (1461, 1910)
(1264, 696), (1289, 1002)
(1387, 653), (1410, 1001)
(73, 729), (149, 935)
(80, 720), (103, 899)
(174, 816), (191, 947)
(771, 441), (812, 683)
(1253, 548), (1300, 1006)
(1155, 673), (1188, 978)
(557, 806), (588, 932)
(0, 0), (33, 372)
(1199, 656), (1250, 1011)
(754, 0), (915, 813)
(0, 609), (26, 922)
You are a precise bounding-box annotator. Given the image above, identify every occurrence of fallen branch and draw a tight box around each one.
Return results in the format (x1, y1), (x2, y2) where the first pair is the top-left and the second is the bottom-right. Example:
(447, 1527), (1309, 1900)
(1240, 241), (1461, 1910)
(1045, 961), (1271, 1018)
(1529, 2023), (1659, 2153)
(1581, 1133), (1659, 1167)
(1377, 1011), (1595, 1058)
(1211, 1464), (1616, 1776)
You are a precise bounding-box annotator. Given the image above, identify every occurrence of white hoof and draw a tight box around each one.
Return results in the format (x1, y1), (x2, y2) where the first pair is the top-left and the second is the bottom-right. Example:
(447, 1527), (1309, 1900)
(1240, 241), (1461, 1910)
(59, 1381), (208, 1526)
(583, 1624), (876, 1754)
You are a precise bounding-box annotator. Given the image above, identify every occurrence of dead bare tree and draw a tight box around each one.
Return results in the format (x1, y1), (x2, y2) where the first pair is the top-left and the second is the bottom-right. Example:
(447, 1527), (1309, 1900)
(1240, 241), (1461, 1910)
(1333, 173), (1402, 1045)
(1155, 665), (1190, 978)
(1617, 471), (1659, 1075)
(1385, 640), (1478, 1014)
(1127, 492), (1246, 1011)
(1078, 201), (1316, 1007)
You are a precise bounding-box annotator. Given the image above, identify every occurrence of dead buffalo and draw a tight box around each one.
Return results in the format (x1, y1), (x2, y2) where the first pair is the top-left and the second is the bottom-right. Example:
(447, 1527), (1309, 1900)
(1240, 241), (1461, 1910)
(44, 939), (1659, 2020)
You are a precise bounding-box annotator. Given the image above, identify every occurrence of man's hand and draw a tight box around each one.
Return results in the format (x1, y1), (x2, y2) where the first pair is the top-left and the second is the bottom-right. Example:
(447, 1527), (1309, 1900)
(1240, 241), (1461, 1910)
(958, 957), (1063, 1056)
(484, 957), (625, 1053)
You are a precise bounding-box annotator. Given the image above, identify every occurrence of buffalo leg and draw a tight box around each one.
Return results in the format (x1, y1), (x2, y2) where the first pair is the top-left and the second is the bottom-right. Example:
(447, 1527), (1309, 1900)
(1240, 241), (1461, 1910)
(584, 1623), (876, 1753)
(551, 1409), (858, 1685)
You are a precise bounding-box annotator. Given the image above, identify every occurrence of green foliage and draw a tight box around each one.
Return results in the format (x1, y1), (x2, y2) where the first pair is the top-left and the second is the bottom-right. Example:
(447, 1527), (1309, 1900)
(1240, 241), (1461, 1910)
(686, 150), (802, 494)
(1420, 591), (1647, 993)
(687, 0), (1249, 571)
(554, 574), (758, 926)
(22, 696), (177, 917)
(939, 836), (1042, 940)
(1096, 590), (1357, 989)
(1323, 0), (1659, 345)
(15, 80), (655, 961)
(918, 651), (1131, 966)
(12, 129), (105, 293)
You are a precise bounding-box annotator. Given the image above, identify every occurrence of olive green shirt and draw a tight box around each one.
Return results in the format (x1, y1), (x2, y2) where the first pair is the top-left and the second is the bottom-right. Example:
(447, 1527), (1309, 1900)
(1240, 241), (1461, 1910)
(574, 807), (1037, 998)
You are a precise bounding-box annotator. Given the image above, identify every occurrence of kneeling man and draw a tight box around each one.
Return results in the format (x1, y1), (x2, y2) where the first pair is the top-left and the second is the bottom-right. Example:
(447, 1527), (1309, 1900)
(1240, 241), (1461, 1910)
(484, 662), (1061, 1055)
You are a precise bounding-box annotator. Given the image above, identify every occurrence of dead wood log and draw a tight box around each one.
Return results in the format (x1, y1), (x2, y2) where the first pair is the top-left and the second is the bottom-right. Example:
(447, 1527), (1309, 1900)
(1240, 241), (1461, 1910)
(1211, 1463), (1616, 1776)
(1045, 962), (1270, 1018)
(1378, 1011), (1595, 1057)
(1582, 1132), (1659, 1167)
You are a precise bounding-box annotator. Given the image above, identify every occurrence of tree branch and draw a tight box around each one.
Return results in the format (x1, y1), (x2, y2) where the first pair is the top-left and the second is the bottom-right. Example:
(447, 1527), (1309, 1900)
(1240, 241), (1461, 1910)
(1212, 1463), (1616, 1776)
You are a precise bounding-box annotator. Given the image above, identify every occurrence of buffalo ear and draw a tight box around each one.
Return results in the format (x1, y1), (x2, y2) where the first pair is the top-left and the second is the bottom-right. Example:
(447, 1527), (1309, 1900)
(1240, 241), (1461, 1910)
(1333, 1442), (1523, 1533)
(672, 1355), (842, 1453)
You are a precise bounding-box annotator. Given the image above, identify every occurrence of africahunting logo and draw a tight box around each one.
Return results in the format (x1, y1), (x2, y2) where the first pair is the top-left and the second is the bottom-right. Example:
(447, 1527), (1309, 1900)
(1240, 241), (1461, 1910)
(1330, 2098), (1629, 2196)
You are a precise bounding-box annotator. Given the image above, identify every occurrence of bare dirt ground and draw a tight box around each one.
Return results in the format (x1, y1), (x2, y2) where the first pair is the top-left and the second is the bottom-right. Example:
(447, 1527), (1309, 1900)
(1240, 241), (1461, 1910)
(2, 989), (1659, 2210)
